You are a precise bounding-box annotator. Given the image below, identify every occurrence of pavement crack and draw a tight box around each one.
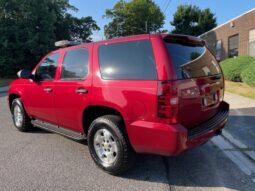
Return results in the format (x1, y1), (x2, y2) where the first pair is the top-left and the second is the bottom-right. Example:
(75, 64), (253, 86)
(162, 157), (175, 191)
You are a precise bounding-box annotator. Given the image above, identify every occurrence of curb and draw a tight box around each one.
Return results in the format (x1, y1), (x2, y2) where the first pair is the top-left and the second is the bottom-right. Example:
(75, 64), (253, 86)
(212, 132), (255, 175)
(0, 86), (9, 93)
(221, 129), (255, 161)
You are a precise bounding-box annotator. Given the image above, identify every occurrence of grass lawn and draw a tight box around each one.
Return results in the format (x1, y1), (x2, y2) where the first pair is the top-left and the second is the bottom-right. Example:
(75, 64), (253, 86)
(0, 79), (13, 87)
(225, 80), (255, 99)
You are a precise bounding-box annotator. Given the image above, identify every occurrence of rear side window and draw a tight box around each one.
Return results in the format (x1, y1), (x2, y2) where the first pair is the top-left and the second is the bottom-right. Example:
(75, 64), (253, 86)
(36, 53), (59, 81)
(61, 48), (89, 80)
(165, 40), (221, 79)
(98, 40), (157, 80)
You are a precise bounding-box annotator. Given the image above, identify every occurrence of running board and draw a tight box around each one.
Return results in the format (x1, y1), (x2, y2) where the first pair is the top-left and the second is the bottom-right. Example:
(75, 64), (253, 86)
(31, 119), (86, 141)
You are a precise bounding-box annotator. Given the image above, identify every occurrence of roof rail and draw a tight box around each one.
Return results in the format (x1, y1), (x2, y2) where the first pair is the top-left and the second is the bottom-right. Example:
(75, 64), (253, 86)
(54, 39), (83, 48)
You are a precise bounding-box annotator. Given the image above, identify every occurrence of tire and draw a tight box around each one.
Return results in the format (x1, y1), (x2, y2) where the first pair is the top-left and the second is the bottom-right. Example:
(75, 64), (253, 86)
(87, 115), (136, 175)
(11, 98), (32, 132)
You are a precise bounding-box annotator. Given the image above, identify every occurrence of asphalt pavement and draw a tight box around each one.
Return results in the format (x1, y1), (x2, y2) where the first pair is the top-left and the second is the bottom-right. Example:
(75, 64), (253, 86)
(224, 93), (255, 152)
(0, 91), (254, 191)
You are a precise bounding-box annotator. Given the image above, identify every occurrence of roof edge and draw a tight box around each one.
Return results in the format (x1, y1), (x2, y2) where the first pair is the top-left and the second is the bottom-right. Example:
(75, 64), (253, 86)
(199, 8), (255, 37)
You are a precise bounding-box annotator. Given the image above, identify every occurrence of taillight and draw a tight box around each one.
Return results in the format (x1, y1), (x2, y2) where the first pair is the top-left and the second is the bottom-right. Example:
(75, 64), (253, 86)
(157, 81), (178, 124)
(181, 86), (200, 98)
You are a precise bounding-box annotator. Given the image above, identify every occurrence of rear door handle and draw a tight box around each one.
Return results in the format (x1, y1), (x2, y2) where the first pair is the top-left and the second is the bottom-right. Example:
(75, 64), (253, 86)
(75, 88), (88, 94)
(44, 87), (53, 92)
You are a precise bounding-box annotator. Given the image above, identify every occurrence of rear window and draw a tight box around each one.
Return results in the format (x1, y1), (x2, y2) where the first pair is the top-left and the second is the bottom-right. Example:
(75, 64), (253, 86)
(98, 40), (157, 80)
(165, 40), (221, 79)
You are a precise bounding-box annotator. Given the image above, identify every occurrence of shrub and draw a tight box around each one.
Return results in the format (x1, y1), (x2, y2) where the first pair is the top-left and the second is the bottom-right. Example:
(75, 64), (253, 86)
(220, 56), (255, 82)
(241, 62), (255, 86)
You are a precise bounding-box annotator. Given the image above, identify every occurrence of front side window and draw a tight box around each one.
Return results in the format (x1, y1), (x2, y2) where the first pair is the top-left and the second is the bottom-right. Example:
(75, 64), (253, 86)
(35, 53), (59, 81)
(61, 48), (89, 80)
(98, 40), (157, 80)
(228, 34), (239, 58)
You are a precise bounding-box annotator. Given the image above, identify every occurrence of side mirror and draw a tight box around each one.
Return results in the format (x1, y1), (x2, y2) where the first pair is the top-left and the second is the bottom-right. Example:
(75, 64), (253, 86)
(17, 69), (32, 79)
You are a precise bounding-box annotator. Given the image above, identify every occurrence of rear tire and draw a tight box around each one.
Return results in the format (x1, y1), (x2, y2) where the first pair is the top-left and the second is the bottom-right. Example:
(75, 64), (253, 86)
(11, 98), (32, 132)
(87, 115), (135, 175)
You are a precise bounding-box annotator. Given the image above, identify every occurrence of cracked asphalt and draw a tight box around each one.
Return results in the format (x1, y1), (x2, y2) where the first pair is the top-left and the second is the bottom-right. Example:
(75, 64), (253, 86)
(0, 91), (254, 191)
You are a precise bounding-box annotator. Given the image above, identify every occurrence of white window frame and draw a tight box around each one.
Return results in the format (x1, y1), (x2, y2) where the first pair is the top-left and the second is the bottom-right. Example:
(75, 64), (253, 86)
(248, 29), (255, 57)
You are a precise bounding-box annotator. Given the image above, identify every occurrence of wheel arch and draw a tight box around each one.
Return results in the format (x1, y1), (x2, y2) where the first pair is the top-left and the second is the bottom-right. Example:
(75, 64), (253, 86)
(8, 94), (21, 110)
(82, 105), (127, 136)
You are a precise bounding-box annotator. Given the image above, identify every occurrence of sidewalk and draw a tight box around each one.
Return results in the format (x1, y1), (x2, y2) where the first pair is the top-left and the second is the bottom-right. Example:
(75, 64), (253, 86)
(223, 92), (255, 160)
(0, 86), (9, 93)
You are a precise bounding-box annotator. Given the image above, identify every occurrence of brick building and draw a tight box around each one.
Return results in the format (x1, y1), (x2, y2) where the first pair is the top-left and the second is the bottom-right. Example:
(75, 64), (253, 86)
(200, 8), (255, 61)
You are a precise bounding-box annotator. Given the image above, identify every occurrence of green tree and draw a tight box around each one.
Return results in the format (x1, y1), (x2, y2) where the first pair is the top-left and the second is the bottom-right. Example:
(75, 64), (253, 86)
(65, 15), (100, 41)
(104, 0), (165, 39)
(0, 0), (99, 77)
(171, 5), (217, 36)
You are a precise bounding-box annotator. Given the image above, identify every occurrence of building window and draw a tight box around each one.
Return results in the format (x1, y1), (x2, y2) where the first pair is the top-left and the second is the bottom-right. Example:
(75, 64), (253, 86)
(249, 29), (255, 57)
(228, 34), (239, 58)
(215, 40), (222, 61)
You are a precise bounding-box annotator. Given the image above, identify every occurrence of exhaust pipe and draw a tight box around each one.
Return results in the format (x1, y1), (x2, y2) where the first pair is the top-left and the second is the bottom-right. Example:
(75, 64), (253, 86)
(216, 129), (222, 136)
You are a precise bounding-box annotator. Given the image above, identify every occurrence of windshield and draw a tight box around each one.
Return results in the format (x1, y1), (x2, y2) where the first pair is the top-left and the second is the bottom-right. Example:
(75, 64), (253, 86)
(165, 40), (221, 79)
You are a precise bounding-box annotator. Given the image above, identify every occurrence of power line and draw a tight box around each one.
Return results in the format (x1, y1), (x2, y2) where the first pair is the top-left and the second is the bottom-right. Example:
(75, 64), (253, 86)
(162, 0), (169, 11)
(163, 0), (172, 14)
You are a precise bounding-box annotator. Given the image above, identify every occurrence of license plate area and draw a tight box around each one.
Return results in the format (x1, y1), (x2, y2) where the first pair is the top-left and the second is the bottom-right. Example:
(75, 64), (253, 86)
(202, 92), (218, 107)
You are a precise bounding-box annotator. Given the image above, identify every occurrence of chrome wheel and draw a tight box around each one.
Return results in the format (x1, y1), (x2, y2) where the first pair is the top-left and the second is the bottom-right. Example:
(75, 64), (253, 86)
(13, 105), (23, 127)
(93, 128), (118, 166)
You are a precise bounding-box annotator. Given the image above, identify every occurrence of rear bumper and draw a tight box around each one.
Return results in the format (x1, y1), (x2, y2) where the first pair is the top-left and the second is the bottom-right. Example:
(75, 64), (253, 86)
(127, 101), (229, 156)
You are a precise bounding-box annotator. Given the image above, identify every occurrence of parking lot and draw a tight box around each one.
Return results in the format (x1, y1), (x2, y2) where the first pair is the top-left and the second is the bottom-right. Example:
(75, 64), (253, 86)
(0, 91), (254, 191)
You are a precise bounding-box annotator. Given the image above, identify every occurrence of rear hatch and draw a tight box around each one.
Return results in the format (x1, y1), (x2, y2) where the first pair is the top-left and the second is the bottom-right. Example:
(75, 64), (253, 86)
(164, 35), (224, 128)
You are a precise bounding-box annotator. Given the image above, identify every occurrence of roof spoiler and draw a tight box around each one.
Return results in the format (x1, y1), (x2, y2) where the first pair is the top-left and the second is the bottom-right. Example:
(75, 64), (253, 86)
(162, 34), (206, 46)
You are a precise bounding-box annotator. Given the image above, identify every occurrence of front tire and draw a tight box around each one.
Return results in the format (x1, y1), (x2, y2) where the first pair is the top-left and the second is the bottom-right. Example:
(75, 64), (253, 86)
(11, 98), (32, 132)
(87, 115), (135, 175)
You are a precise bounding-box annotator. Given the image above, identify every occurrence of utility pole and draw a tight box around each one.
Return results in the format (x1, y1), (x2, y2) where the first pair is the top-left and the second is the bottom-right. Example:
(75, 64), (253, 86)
(145, 21), (148, 33)
(117, 24), (119, 37)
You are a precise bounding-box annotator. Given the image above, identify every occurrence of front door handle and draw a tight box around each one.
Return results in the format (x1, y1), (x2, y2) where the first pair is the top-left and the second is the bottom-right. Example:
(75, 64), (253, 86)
(44, 87), (53, 92)
(75, 88), (88, 94)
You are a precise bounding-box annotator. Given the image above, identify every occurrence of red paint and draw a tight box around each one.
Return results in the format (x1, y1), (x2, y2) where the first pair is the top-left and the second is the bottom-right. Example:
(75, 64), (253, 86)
(8, 34), (229, 156)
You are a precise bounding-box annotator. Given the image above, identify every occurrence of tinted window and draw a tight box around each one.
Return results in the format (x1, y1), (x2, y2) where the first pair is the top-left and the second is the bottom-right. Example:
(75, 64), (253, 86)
(36, 53), (59, 81)
(165, 41), (221, 79)
(99, 40), (157, 80)
(61, 49), (89, 80)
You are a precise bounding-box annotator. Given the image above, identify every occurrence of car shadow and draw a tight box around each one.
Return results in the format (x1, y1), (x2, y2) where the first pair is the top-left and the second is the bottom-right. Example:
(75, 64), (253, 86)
(118, 107), (255, 190)
(225, 107), (255, 150)
(119, 141), (253, 190)
(24, 109), (254, 190)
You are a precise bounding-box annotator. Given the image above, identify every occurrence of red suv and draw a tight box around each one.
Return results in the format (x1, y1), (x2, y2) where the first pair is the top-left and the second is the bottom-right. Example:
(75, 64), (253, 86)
(8, 34), (229, 174)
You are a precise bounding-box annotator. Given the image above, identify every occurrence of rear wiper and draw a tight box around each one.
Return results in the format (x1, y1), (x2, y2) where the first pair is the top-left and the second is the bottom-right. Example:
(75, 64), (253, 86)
(210, 74), (222, 80)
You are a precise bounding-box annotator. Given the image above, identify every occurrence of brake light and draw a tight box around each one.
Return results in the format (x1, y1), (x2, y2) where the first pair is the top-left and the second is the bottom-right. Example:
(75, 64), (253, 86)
(157, 81), (178, 124)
